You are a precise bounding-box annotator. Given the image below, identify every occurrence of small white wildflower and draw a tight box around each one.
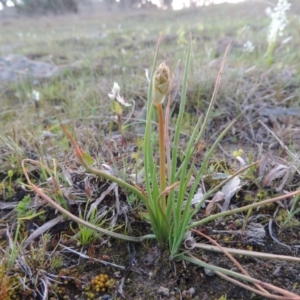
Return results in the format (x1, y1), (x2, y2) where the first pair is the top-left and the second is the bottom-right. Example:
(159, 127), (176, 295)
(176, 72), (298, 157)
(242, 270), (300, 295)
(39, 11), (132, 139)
(32, 90), (40, 101)
(243, 40), (255, 53)
(108, 82), (131, 107)
(266, 0), (291, 44)
(108, 82), (120, 100)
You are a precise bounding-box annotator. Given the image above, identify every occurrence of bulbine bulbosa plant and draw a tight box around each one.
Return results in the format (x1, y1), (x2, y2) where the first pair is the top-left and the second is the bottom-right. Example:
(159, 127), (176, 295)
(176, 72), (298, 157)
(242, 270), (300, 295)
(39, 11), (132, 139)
(143, 37), (236, 257)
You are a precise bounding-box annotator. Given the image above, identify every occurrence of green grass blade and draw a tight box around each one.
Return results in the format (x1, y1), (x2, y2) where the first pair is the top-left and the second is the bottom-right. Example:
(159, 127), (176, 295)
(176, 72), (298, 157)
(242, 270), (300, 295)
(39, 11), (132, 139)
(170, 33), (192, 185)
(190, 189), (300, 228)
(187, 119), (236, 212)
(174, 114), (203, 179)
(147, 34), (163, 116)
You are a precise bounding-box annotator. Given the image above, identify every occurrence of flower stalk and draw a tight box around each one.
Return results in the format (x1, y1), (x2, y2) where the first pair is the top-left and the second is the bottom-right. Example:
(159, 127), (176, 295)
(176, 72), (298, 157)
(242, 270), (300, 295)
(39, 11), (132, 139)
(265, 0), (291, 65)
(152, 62), (170, 213)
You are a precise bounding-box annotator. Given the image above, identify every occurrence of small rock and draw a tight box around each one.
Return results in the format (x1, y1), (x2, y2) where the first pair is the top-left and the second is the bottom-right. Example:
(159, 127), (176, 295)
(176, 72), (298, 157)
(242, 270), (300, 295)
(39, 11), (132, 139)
(204, 267), (215, 276)
(182, 287), (196, 298)
(0, 54), (81, 84)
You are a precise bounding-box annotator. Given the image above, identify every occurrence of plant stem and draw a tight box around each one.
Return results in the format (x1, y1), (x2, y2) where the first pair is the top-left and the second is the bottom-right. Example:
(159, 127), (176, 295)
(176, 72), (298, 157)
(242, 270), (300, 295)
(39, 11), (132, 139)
(193, 242), (300, 262)
(265, 40), (276, 66)
(157, 103), (166, 213)
(190, 189), (300, 228)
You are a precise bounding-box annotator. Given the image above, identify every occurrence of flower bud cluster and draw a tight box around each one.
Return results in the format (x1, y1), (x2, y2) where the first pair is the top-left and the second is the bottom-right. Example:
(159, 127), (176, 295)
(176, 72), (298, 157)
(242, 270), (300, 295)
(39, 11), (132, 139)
(152, 62), (170, 105)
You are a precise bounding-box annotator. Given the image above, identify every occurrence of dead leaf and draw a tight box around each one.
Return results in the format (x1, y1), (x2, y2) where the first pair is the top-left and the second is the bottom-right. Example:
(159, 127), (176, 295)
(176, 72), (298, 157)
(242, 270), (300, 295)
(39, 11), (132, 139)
(206, 191), (225, 215)
(191, 187), (204, 206)
(221, 176), (241, 212)
(260, 153), (293, 192)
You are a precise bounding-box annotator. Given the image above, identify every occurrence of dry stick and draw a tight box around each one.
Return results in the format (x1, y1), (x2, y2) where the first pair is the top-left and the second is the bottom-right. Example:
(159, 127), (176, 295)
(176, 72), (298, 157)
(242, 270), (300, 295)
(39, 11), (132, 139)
(23, 215), (64, 248)
(194, 243), (300, 262)
(216, 271), (300, 300)
(258, 281), (300, 299)
(193, 230), (300, 299)
(193, 229), (269, 295)
(59, 244), (126, 270)
(185, 253), (300, 300)
(192, 189), (300, 227)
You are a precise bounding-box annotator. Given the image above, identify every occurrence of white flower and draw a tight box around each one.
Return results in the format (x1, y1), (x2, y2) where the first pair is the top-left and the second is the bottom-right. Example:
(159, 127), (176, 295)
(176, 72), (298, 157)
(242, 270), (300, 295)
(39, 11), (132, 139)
(108, 82), (120, 100)
(266, 0), (291, 44)
(32, 90), (40, 101)
(243, 41), (255, 53)
(108, 82), (131, 107)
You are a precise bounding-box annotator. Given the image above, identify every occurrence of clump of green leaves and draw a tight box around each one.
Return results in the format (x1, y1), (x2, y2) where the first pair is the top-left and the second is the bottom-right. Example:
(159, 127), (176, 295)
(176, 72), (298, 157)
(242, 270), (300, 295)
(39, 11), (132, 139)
(49, 254), (64, 271)
(143, 35), (235, 257)
(74, 203), (108, 246)
(16, 194), (34, 218)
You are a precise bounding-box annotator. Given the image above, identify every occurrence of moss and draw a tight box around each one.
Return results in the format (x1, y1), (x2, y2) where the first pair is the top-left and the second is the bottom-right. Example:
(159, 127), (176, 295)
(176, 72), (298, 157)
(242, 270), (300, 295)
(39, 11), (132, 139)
(0, 270), (22, 300)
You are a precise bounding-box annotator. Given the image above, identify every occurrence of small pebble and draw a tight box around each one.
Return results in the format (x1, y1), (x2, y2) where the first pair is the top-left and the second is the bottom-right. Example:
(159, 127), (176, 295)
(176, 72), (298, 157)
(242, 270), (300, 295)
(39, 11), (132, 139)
(204, 267), (215, 276)
(188, 287), (195, 297)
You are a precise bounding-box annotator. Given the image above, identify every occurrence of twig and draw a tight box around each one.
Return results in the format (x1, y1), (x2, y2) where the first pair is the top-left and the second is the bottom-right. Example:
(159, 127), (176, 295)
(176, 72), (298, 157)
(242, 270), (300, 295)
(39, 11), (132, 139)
(193, 229), (269, 294)
(194, 242), (300, 262)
